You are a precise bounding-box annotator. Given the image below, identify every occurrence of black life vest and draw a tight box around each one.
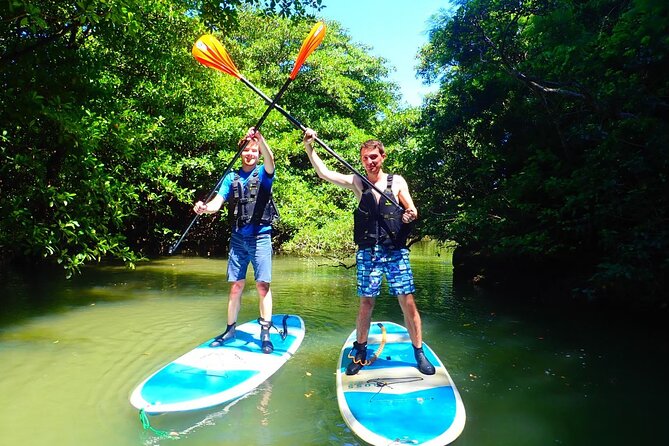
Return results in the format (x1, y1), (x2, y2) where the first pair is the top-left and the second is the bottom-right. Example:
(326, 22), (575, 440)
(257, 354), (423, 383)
(353, 174), (411, 249)
(228, 168), (279, 231)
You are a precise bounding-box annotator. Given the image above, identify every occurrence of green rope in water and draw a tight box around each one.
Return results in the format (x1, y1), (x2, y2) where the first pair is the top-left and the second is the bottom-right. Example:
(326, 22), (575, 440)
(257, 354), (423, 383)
(139, 409), (180, 439)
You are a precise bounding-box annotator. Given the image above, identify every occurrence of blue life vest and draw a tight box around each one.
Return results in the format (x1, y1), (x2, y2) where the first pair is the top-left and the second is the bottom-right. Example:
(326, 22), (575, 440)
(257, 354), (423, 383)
(228, 169), (279, 231)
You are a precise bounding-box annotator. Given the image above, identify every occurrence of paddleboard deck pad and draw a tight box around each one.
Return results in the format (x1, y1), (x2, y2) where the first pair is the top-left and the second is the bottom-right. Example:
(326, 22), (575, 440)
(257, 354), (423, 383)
(336, 321), (465, 445)
(130, 314), (305, 414)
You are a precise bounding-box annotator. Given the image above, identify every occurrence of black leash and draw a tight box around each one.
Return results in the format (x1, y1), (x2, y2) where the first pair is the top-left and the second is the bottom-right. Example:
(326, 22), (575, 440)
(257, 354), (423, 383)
(257, 314), (290, 341)
(367, 376), (425, 402)
(367, 377), (424, 387)
(279, 314), (290, 341)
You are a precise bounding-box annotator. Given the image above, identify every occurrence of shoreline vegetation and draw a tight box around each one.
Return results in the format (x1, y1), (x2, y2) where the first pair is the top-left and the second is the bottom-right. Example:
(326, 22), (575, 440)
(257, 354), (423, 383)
(2, 1), (667, 311)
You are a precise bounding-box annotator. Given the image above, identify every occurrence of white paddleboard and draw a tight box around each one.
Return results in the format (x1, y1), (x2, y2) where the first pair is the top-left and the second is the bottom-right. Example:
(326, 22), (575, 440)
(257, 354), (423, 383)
(130, 314), (305, 414)
(336, 321), (466, 445)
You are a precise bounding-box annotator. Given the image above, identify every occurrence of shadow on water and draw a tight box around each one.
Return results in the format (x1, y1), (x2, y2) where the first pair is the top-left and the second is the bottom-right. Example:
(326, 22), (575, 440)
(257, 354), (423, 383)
(0, 258), (225, 329)
(0, 263), (100, 327)
(0, 242), (667, 446)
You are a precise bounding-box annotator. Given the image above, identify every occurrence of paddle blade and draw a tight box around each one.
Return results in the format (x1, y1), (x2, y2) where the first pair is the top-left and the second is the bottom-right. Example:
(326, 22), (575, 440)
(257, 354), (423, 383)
(192, 35), (241, 79)
(289, 21), (327, 80)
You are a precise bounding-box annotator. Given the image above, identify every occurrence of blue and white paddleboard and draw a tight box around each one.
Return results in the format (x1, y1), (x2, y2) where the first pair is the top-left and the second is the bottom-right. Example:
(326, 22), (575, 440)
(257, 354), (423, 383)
(130, 314), (305, 414)
(336, 321), (466, 446)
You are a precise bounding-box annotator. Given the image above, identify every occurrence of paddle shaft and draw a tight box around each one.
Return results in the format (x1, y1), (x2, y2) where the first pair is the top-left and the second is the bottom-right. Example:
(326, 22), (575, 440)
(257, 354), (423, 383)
(168, 79), (292, 254)
(238, 77), (403, 211)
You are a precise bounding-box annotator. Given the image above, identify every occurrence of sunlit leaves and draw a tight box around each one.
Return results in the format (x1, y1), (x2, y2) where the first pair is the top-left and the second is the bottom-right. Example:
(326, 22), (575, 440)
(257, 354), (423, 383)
(0, 1), (325, 275)
(1, 1), (404, 273)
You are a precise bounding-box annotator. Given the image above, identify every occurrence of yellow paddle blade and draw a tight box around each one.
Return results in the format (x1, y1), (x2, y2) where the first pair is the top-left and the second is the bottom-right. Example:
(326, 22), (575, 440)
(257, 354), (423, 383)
(289, 21), (327, 80)
(192, 34), (241, 79)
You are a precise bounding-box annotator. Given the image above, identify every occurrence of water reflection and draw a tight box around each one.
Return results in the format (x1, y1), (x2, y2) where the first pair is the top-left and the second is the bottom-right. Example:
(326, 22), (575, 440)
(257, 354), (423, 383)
(0, 243), (666, 445)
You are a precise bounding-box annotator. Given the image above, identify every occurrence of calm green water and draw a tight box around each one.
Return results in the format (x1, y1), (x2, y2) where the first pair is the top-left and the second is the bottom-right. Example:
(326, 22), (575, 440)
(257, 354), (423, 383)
(0, 243), (666, 446)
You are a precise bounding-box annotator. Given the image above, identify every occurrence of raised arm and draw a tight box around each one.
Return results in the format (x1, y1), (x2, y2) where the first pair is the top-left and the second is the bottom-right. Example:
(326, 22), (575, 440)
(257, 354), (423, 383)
(247, 127), (274, 175)
(302, 128), (356, 191)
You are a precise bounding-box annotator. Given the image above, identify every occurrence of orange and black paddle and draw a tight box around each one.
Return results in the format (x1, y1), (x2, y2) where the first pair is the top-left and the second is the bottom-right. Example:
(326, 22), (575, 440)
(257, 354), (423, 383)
(190, 28), (403, 211)
(169, 22), (327, 254)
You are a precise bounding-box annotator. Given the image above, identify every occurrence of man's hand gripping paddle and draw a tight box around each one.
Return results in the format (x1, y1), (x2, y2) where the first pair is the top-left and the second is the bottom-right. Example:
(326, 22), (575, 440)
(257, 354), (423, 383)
(168, 22), (327, 255)
(191, 26), (403, 211)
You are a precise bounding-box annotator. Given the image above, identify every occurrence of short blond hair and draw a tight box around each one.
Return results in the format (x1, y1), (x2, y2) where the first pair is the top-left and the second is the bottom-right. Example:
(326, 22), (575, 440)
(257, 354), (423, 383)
(239, 134), (259, 146)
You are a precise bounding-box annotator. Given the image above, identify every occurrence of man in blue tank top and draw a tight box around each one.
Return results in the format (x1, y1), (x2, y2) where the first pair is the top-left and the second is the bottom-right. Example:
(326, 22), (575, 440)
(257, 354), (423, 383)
(302, 128), (435, 375)
(193, 127), (278, 354)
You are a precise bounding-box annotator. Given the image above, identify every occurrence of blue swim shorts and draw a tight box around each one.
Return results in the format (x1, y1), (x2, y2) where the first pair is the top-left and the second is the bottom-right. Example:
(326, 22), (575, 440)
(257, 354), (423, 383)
(356, 245), (415, 297)
(227, 233), (272, 283)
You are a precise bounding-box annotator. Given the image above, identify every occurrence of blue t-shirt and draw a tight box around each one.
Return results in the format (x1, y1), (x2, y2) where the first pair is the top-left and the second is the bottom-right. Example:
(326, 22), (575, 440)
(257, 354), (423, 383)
(217, 165), (275, 235)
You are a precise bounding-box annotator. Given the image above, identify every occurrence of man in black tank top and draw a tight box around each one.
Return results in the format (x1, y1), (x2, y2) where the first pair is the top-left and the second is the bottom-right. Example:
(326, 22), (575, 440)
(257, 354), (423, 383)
(302, 128), (435, 376)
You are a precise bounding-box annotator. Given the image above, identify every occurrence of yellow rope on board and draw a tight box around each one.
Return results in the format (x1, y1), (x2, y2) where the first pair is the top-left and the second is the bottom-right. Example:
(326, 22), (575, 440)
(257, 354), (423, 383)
(368, 323), (387, 365)
(347, 323), (387, 366)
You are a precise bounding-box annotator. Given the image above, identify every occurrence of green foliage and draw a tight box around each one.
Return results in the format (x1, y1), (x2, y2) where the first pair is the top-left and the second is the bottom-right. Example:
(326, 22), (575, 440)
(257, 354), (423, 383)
(415, 0), (669, 303)
(278, 176), (356, 255)
(7, 0), (664, 310)
(0, 1), (400, 275)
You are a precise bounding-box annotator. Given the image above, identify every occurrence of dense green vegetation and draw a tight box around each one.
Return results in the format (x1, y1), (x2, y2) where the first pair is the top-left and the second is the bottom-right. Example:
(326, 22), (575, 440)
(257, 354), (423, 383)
(2, 0), (667, 307)
(408, 0), (668, 305)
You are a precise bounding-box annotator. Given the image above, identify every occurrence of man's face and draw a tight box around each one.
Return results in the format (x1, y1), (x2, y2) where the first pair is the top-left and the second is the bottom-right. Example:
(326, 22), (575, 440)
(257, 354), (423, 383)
(241, 140), (260, 167)
(361, 147), (385, 175)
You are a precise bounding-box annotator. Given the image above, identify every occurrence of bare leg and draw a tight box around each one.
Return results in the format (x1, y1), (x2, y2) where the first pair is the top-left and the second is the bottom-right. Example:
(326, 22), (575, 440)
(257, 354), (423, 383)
(256, 281), (272, 321)
(227, 279), (245, 325)
(210, 280), (245, 347)
(398, 293), (435, 375)
(345, 297), (375, 375)
(397, 293), (422, 348)
(356, 297), (375, 344)
(256, 281), (274, 354)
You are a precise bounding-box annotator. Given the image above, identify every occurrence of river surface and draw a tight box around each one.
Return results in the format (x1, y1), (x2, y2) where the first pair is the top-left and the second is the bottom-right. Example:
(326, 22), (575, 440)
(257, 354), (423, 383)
(0, 243), (666, 445)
